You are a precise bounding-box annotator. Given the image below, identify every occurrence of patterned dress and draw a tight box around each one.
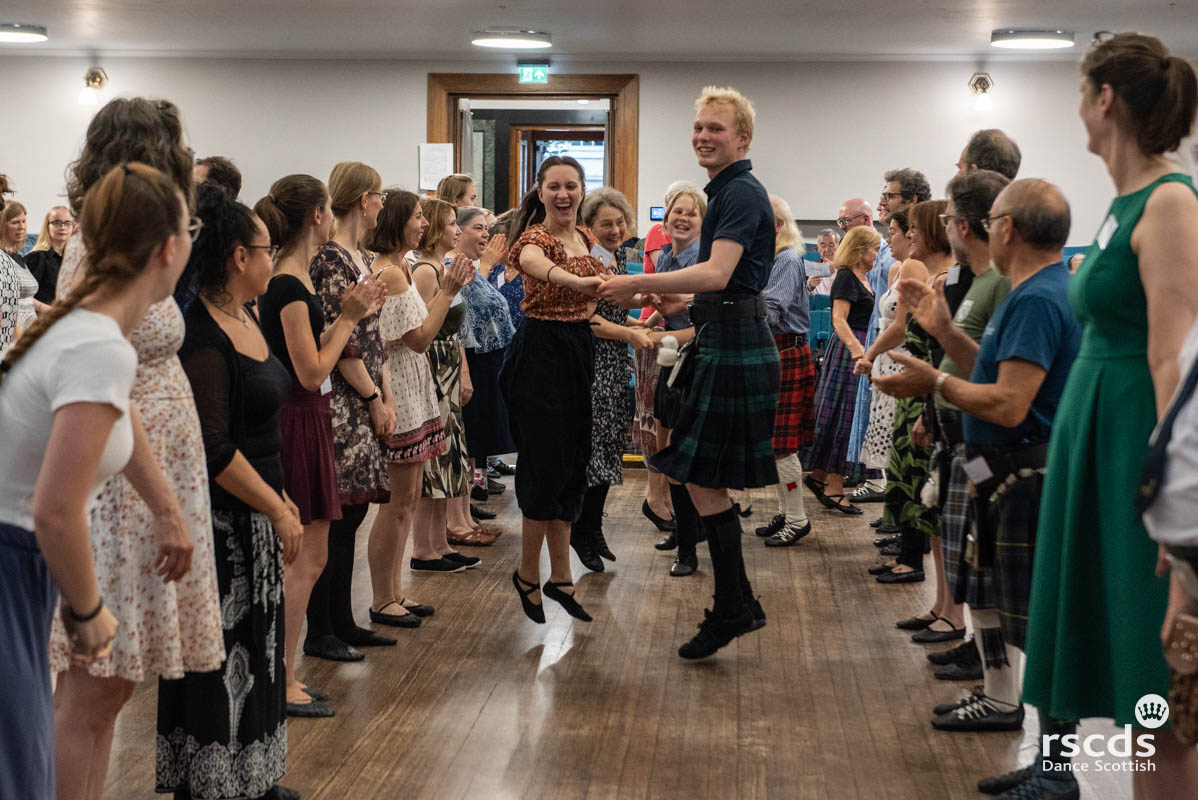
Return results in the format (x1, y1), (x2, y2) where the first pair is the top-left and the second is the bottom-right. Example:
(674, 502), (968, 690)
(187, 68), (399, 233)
(415, 262), (470, 499)
(586, 247), (634, 487)
(311, 241), (390, 505)
(49, 239), (224, 681)
(378, 283), (446, 463)
(861, 285), (906, 470)
(881, 317), (937, 536)
(0, 250), (21, 352)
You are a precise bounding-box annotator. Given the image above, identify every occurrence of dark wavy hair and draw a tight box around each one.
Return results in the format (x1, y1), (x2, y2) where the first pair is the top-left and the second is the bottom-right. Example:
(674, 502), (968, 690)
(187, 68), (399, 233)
(509, 156), (586, 245)
(66, 97), (194, 217)
(364, 188), (421, 255)
(184, 182), (260, 305)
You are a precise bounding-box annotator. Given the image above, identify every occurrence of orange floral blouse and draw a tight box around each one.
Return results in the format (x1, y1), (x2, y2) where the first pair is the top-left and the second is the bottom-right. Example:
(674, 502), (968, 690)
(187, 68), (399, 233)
(508, 224), (603, 322)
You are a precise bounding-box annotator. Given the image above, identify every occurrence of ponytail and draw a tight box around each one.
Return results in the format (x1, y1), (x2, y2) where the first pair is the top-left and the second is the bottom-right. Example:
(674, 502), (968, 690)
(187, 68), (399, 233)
(253, 174), (327, 257)
(1, 162), (182, 387)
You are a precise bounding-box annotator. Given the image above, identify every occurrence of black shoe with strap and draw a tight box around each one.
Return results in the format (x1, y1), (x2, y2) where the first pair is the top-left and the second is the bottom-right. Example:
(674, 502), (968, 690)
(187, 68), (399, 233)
(678, 607), (755, 659)
(824, 494), (864, 515)
(542, 580), (592, 621)
(512, 571), (545, 623)
(934, 641), (982, 680)
(928, 636), (976, 665)
(931, 693), (1024, 732)
(570, 527), (604, 572)
(368, 601), (421, 628)
(978, 765), (1035, 795)
(932, 685), (985, 716)
(765, 521), (811, 547)
(302, 634), (364, 663)
(593, 526), (615, 561)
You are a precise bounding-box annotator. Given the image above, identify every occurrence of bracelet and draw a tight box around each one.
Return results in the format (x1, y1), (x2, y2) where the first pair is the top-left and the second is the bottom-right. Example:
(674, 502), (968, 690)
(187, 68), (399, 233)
(933, 371), (950, 400)
(69, 597), (104, 623)
(546, 266), (559, 284)
(361, 390), (380, 403)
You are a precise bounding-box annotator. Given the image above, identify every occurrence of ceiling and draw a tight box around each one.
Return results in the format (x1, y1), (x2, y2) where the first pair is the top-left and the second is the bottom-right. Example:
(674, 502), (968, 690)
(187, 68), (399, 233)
(3, 0), (1196, 61)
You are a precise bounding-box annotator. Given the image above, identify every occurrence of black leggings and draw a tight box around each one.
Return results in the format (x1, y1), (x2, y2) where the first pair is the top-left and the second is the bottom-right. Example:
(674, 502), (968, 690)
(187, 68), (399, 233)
(572, 484), (611, 535)
(305, 502), (368, 643)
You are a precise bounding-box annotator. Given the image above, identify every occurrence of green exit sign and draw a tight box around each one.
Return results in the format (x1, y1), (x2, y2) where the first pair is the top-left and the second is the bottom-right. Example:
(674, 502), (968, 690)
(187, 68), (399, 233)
(518, 64), (549, 84)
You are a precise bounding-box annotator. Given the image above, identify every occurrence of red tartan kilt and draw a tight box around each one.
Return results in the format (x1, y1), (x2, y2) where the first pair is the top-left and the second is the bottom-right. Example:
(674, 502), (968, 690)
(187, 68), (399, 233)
(772, 340), (816, 453)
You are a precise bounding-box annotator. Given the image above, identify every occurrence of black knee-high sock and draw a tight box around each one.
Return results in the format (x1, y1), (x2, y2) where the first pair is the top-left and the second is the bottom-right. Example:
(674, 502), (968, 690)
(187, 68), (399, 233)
(329, 503), (368, 637)
(306, 502), (366, 643)
(700, 506), (752, 617)
(669, 483), (699, 557)
(572, 484), (609, 535)
(897, 523), (925, 571)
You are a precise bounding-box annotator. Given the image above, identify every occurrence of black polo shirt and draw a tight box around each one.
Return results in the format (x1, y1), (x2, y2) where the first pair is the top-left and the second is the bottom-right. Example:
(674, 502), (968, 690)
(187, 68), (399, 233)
(698, 159), (775, 295)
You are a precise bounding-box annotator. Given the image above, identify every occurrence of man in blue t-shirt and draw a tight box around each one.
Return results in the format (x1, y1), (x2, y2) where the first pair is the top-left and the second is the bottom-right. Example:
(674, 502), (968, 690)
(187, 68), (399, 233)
(874, 179), (1083, 799)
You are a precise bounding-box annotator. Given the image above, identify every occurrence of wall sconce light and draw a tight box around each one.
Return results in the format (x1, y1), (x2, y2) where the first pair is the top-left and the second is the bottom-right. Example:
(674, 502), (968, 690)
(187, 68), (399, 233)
(968, 71), (994, 111)
(79, 67), (108, 106)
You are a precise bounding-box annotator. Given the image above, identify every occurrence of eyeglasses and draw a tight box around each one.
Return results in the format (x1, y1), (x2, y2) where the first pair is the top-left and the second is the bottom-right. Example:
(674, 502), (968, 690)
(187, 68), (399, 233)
(937, 213), (965, 226)
(188, 216), (204, 242)
(48, 220), (75, 229)
(980, 214), (1011, 233)
(246, 244), (281, 259)
(366, 191), (389, 202)
(881, 192), (904, 201)
(836, 212), (867, 227)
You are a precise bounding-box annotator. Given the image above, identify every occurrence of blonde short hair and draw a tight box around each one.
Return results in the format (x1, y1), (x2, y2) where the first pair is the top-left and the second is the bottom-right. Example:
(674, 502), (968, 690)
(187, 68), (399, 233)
(833, 225), (881, 270)
(665, 188), (707, 219)
(695, 86), (755, 140)
(769, 195), (803, 255)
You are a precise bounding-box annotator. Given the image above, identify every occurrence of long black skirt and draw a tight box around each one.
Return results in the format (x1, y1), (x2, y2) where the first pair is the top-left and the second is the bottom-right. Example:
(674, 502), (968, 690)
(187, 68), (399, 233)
(156, 508), (286, 800)
(500, 318), (594, 522)
(463, 346), (516, 460)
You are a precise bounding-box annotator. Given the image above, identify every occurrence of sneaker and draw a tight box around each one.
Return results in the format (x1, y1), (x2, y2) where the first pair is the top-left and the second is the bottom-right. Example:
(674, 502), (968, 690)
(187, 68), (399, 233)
(410, 557), (470, 573)
(978, 764), (1035, 795)
(927, 636), (976, 666)
(442, 551), (481, 569)
(765, 521), (811, 547)
(931, 693), (1024, 732)
(488, 457), (516, 476)
(678, 607), (755, 660)
(849, 484), (885, 503)
(755, 514), (786, 537)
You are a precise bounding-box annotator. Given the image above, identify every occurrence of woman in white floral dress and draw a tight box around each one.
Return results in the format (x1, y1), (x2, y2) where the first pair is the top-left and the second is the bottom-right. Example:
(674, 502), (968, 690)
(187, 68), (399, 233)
(48, 98), (224, 800)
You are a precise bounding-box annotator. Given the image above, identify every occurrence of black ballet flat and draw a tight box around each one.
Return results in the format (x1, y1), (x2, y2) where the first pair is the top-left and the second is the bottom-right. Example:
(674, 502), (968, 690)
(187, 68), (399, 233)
(823, 494), (863, 515)
(302, 634), (364, 662)
(896, 613), (939, 631)
(512, 570), (545, 623)
(286, 698), (335, 718)
(401, 599), (435, 617)
(542, 580), (592, 622)
(369, 602), (421, 628)
(301, 687), (329, 701)
(868, 563), (894, 576)
(641, 500), (676, 532)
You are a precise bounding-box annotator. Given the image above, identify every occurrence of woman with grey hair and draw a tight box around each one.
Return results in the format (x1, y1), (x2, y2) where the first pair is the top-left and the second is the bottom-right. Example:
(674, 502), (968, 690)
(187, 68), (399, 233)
(570, 187), (652, 571)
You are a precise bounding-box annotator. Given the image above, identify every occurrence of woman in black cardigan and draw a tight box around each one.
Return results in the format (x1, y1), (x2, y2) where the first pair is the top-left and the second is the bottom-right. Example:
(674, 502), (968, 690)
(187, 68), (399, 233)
(156, 184), (304, 800)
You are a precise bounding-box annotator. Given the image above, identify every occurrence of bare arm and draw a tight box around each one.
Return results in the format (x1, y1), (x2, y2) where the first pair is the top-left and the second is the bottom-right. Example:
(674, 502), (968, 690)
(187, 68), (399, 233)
(403, 263), (459, 353)
(212, 454), (301, 563)
(1135, 182), (1198, 416)
(632, 239), (742, 295)
(864, 260), (929, 362)
(281, 300), (359, 392)
(831, 298), (864, 358)
(899, 275), (980, 374)
(519, 244), (605, 297)
(939, 358), (1048, 428)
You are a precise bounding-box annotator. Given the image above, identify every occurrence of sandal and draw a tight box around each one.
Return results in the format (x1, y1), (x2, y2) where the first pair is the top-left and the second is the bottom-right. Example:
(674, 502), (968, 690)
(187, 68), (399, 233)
(823, 494), (863, 515)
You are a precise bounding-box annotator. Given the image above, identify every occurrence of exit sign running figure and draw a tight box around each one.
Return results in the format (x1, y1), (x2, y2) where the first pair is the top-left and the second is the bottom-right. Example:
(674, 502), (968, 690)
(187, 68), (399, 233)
(518, 64), (549, 84)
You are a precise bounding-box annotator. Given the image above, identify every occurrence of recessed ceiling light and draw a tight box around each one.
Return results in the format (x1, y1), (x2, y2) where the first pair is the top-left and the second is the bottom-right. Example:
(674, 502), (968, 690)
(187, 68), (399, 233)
(0, 23), (48, 43)
(471, 28), (551, 49)
(990, 29), (1075, 49)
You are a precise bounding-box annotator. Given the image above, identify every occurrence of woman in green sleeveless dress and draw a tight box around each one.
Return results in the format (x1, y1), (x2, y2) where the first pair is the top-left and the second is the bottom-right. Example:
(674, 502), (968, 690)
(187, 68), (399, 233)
(1022, 34), (1198, 796)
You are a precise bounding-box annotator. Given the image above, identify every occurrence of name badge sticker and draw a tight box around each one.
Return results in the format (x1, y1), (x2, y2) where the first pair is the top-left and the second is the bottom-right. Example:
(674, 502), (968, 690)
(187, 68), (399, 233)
(320, 377), (333, 396)
(961, 456), (994, 485)
(1096, 214), (1118, 250)
(945, 265), (961, 286)
(954, 298), (974, 323)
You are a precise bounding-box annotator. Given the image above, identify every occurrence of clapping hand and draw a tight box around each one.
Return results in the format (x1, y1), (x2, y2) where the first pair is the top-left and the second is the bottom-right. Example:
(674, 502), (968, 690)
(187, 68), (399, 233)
(871, 351), (939, 399)
(480, 234), (507, 273)
(341, 277), (385, 322)
(897, 278), (953, 338)
(442, 253), (477, 294)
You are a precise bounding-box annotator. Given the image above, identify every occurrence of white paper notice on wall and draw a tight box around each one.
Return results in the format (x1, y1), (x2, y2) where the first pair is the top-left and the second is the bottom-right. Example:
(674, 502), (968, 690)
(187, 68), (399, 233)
(418, 143), (454, 191)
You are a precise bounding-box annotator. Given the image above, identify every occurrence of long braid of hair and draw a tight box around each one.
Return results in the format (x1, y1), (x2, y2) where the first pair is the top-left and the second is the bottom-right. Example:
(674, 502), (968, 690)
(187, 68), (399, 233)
(1, 161), (182, 388)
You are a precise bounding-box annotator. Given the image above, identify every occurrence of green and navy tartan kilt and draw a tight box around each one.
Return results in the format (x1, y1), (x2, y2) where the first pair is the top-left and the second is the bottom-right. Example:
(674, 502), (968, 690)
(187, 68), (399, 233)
(942, 446), (995, 608)
(994, 472), (1044, 650)
(651, 316), (781, 490)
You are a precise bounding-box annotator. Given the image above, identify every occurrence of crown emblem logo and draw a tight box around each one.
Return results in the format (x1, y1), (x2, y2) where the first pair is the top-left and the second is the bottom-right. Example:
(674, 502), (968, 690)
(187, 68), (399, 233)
(1134, 694), (1170, 729)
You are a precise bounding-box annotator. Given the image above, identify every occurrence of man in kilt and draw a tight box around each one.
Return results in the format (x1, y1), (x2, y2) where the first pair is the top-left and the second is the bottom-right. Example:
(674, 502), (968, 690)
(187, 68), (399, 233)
(875, 179), (1082, 799)
(599, 86), (780, 659)
(756, 194), (816, 546)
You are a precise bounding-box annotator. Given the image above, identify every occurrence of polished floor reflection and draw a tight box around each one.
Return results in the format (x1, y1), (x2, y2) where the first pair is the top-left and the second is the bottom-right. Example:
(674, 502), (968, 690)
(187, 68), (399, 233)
(105, 471), (1130, 799)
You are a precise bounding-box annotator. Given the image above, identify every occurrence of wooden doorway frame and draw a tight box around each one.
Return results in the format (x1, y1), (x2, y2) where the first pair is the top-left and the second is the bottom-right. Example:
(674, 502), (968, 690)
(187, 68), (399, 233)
(508, 124), (605, 210)
(427, 73), (639, 212)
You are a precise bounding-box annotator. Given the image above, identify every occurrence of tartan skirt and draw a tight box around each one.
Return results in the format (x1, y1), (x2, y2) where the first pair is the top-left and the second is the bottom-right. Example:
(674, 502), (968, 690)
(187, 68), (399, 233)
(650, 316), (780, 490)
(993, 472), (1044, 650)
(942, 446), (994, 609)
(800, 330), (867, 475)
(771, 337), (816, 454)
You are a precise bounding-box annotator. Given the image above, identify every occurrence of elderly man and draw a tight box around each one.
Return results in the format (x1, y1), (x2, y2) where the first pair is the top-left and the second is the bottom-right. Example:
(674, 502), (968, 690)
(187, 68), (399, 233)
(877, 179), (1082, 800)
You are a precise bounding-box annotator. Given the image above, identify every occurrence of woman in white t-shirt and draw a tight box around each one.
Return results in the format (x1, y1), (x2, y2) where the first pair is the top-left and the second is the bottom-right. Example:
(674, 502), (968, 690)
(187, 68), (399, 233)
(0, 163), (191, 800)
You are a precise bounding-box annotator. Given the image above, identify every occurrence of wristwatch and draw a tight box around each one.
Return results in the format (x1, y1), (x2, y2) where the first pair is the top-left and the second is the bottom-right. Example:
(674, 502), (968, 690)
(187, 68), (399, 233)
(933, 371), (950, 401)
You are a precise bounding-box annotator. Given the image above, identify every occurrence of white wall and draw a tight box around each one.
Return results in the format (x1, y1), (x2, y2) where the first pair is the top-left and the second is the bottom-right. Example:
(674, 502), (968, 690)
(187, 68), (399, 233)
(2, 55), (1192, 246)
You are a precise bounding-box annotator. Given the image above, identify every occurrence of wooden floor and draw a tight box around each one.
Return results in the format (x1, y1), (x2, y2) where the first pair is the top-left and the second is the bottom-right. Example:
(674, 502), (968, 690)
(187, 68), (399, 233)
(106, 471), (1130, 799)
